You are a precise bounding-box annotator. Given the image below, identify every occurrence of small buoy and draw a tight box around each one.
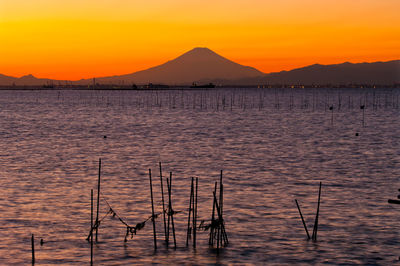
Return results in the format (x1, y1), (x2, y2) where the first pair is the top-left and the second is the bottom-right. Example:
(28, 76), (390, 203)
(103, 135), (107, 139)
(40, 239), (44, 246)
(355, 133), (359, 136)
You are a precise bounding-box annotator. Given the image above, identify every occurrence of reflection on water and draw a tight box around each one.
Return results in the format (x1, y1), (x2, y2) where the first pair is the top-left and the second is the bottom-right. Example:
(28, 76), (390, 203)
(0, 88), (399, 264)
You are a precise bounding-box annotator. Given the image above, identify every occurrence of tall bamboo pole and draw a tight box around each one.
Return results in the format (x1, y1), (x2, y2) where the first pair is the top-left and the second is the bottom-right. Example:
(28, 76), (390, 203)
(312, 182), (322, 241)
(295, 199), (310, 239)
(91, 189), (93, 265)
(193, 177), (198, 249)
(148, 169), (157, 249)
(95, 158), (101, 242)
(159, 162), (167, 244)
(186, 177), (194, 247)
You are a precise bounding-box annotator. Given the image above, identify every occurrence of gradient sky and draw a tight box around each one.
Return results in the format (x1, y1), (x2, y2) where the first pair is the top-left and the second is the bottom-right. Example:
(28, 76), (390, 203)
(0, 0), (399, 80)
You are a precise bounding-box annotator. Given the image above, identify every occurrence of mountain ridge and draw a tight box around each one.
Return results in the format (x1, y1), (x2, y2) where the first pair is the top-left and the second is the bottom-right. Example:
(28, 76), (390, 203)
(0, 48), (398, 86)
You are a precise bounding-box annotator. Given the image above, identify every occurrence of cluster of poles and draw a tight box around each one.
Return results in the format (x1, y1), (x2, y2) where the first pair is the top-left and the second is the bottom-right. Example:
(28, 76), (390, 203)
(29, 160), (325, 264)
(294, 182), (322, 241)
(85, 159), (229, 265)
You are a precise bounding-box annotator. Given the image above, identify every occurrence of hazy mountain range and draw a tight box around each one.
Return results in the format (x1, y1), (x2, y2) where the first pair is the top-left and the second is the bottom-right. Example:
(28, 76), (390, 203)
(1, 47), (399, 86)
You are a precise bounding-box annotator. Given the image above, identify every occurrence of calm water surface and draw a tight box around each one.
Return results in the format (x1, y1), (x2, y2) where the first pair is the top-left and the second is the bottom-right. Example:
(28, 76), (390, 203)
(0, 88), (399, 265)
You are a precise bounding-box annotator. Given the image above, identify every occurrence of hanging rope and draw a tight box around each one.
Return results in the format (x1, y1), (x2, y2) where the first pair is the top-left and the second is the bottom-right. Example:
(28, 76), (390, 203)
(86, 209), (113, 241)
(86, 189), (186, 243)
(86, 192), (164, 242)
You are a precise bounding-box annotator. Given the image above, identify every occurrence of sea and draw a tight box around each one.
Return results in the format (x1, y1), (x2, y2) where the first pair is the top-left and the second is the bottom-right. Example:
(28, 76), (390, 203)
(0, 87), (399, 265)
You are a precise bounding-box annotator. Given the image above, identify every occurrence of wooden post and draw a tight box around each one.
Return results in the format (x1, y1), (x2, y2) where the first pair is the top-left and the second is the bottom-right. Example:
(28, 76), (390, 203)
(91, 189), (93, 265)
(219, 171), (223, 217)
(95, 158), (101, 242)
(209, 181), (217, 246)
(159, 162), (167, 244)
(193, 177), (198, 249)
(219, 171), (223, 246)
(166, 178), (170, 246)
(167, 172), (176, 248)
(186, 177), (194, 247)
(295, 199), (310, 239)
(31, 234), (35, 264)
(312, 182), (322, 241)
(148, 169), (157, 249)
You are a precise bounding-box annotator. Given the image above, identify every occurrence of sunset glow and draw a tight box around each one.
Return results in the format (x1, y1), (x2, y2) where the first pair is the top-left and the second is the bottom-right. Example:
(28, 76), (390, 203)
(0, 0), (399, 80)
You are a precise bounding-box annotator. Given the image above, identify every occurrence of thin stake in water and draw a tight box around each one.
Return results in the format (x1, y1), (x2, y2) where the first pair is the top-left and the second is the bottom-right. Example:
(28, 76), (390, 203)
(295, 199), (310, 239)
(148, 169), (157, 250)
(186, 177), (194, 247)
(95, 158), (101, 242)
(209, 181), (217, 246)
(166, 172), (176, 248)
(312, 182), (322, 241)
(159, 162), (167, 244)
(193, 177), (198, 249)
(31, 234), (35, 265)
(90, 189), (93, 265)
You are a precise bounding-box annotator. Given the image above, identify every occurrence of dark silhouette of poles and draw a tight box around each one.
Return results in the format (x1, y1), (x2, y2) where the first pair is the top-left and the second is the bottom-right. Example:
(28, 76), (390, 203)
(312, 182), (322, 241)
(148, 169), (157, 250)
(186, 177), (194, 247)
(295, 199), (310, 239)
(31, 234), (35, 264)
(159, 162), (167, 244)
(329, 106), (334, 126)
(90, 189), (93, 266)
(218, 171), (223, 247)
(166, 172), (176, 248)
(213, 191), (228, 249)
(209, 181), (217, 246)
(193, 177), (198, 249)
(95, 158), (101, 242)
(208, 172), (228, 250)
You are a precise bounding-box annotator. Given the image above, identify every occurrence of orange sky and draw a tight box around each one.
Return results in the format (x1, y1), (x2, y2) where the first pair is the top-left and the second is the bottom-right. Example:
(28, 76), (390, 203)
(0, 0), (399, 80)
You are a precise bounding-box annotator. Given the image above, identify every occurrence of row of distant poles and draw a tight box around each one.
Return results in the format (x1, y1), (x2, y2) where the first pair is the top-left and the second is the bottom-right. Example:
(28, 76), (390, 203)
(83, 160), (228, 265)
(47, 88), (400, 112)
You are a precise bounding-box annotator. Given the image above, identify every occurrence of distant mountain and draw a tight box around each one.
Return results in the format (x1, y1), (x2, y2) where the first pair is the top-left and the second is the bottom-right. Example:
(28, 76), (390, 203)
(0, 48), (398, 86)
(0, 74), (65, 86)
(85, 47), (264, 85)
(0, 74), (17, 85)
(233, 60), (400, 85)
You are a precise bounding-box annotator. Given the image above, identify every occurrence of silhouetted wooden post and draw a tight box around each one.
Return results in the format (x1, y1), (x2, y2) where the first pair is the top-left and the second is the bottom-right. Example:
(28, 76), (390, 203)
(148, 169), (157, 249)
(90, 189), (93, 265)
(159, 162), (167, 244)
(219, 171), (223, 246)
(31, 234), (35, 264)
(312, 182), (322, 241)
(186, 177), (194, 247)
(209, 181), (217, 246)
(167, 172), (176, 248)
(193, 177), (198, 249)
(219, 171), (223, 218)
(295, 199), (310, 239)
(95, 158), (101, 242)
